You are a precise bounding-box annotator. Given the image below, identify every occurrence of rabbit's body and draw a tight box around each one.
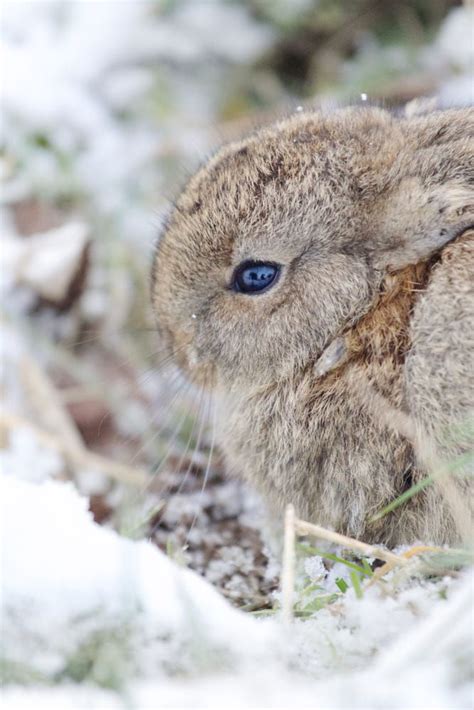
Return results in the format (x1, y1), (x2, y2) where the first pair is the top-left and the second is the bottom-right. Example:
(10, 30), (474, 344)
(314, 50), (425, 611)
(152, 106), (473, 545)
(218, 242), (473, 545)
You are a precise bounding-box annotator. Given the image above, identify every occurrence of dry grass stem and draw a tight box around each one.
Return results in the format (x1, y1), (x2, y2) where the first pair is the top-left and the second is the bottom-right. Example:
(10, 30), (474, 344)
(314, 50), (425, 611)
(367, 545), (442, 586)
(0, 410), (148, 487)
(294, 518), (407, 566)
(281, 503), (296, 625)
(20, 354), (84, 452)
(279, 508), (409, 622)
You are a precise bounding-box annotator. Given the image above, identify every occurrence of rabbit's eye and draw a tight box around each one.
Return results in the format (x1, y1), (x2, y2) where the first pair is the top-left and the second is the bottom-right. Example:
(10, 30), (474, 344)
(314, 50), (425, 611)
(232, 261), (280, 294)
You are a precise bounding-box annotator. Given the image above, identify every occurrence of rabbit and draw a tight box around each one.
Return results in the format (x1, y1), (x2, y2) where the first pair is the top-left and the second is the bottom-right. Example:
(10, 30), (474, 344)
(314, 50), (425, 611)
(151, 104), (473, 547)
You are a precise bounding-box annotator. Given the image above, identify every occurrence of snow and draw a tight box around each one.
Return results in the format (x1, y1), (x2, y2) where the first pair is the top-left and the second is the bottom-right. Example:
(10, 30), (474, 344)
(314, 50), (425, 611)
(0, 428), (64, 484)
(151, 1), (274, 63)
(1, 470), (473, 708)
(0, 473), (278, 683)
(425, 5), (474, 107)
(0, 0), (272, 241)
(435, 6), (474, 72)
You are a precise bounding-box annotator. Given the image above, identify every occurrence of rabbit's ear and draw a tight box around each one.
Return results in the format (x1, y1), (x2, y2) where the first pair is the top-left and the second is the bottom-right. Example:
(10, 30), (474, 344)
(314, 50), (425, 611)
(372, 179), (473, 271)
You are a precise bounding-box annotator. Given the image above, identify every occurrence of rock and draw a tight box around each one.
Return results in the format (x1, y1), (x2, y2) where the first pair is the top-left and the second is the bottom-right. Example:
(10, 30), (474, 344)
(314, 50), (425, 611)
(6, 221), (90, 309)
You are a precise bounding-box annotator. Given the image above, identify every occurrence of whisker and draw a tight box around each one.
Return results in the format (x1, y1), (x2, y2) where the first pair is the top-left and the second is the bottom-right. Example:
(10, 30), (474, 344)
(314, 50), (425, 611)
(136, 361), (182, 389)
(94, 365), (184, 458)
(146, 344), (187, 375)
(66, 329), (186, 372)
(185, 392), (217, 544)
(140, 380), (205, 501)
(165, 389), (211, 502)
(86, 342), (188, 402)
(148, 383), (208, 535)
(128, 372), (192, 466)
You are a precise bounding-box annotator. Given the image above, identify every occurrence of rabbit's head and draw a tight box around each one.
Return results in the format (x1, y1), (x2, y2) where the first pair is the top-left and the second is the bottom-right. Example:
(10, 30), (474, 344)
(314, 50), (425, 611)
(152, 106), (473, 391)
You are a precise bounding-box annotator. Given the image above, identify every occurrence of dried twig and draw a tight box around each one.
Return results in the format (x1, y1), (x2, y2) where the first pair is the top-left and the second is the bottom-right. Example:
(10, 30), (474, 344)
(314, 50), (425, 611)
(8, 355), (150, 488)
(281, 504), (296, 625)
(279, 507), (408, 623)
(20, 354), (83, 452)
(367, 544), (442, 586)
(0, 410), (148, 487)
(294, 518), (407, 567)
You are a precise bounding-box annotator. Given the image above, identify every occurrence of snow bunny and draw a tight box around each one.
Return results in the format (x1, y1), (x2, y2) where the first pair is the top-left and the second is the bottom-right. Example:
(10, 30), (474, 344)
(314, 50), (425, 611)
(152, 105), (473, 546)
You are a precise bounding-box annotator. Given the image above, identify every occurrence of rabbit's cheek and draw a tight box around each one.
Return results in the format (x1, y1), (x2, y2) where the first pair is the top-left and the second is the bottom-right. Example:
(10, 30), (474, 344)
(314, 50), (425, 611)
(166, 324), (195, 368)
(166, 321), (217, 386)
(173, 342), (216, 388)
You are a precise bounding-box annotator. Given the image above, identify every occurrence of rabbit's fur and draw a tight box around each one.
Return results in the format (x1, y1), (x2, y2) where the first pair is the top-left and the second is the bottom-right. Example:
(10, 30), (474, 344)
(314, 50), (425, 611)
(152, 105), (473, 545)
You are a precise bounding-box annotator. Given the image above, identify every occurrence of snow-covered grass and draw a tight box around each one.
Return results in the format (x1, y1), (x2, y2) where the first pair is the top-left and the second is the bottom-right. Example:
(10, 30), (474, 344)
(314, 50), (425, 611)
(0, 473), (277, 688)
(1, 2), (473, 708)
(1, 469), (473, 709)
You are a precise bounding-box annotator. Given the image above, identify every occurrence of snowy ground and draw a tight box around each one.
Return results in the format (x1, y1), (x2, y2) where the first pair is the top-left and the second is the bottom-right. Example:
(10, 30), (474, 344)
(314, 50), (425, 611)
(1, 2), (473, 708)
(2, 471), (473, 708)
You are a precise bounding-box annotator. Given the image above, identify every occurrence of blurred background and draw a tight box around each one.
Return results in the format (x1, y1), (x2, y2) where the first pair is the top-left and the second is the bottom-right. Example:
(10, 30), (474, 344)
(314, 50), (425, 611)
(1, 0), (473, 608)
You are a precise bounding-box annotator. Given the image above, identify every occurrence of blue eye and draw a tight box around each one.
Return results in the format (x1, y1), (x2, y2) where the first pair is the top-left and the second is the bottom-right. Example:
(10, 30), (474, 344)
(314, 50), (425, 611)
(233, 261), (280, 294)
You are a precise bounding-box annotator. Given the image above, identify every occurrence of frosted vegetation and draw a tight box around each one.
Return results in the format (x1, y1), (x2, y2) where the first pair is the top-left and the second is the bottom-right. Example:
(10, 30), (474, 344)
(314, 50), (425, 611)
(1, 2), (472, 708)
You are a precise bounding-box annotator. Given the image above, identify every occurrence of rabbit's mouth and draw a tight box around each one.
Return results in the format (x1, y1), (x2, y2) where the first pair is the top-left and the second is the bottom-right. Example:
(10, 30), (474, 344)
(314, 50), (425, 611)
(174, 347), (217, 390)
(153, 314), (217, 389)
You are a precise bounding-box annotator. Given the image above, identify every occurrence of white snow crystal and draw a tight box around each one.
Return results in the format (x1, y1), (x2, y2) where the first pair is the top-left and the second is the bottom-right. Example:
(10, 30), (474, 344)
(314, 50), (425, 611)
(436, 6), (474, 71)
(0, 474), (277, 680)
(0, 427), (64, 484)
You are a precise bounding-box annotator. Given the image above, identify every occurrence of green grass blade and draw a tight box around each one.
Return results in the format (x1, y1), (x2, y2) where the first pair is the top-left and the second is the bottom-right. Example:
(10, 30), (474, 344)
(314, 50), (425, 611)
(369, 451), (473, 523)
(335, 577), (349, 593)
(349, 571), (363, 599)
(297, 543), (373, 577)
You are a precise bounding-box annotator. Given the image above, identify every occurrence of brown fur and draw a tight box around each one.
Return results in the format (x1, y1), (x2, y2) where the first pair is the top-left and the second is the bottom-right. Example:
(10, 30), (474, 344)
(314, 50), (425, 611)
(152, 105), (474, 545)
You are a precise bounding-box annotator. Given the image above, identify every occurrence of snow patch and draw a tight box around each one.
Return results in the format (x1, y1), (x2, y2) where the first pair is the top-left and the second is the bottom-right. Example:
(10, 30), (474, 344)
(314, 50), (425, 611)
(0, 474), (278, 682)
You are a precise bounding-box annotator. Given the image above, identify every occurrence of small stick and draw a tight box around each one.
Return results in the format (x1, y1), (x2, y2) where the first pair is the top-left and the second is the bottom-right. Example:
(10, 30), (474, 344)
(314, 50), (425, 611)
(20, 355), (84, 453)
(294, 518), (407, 567)
(367, 545), (442, 586)
(0, 410), (148, 487)
(59, 385), (103, 404)
(281, 504), (296, 625)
